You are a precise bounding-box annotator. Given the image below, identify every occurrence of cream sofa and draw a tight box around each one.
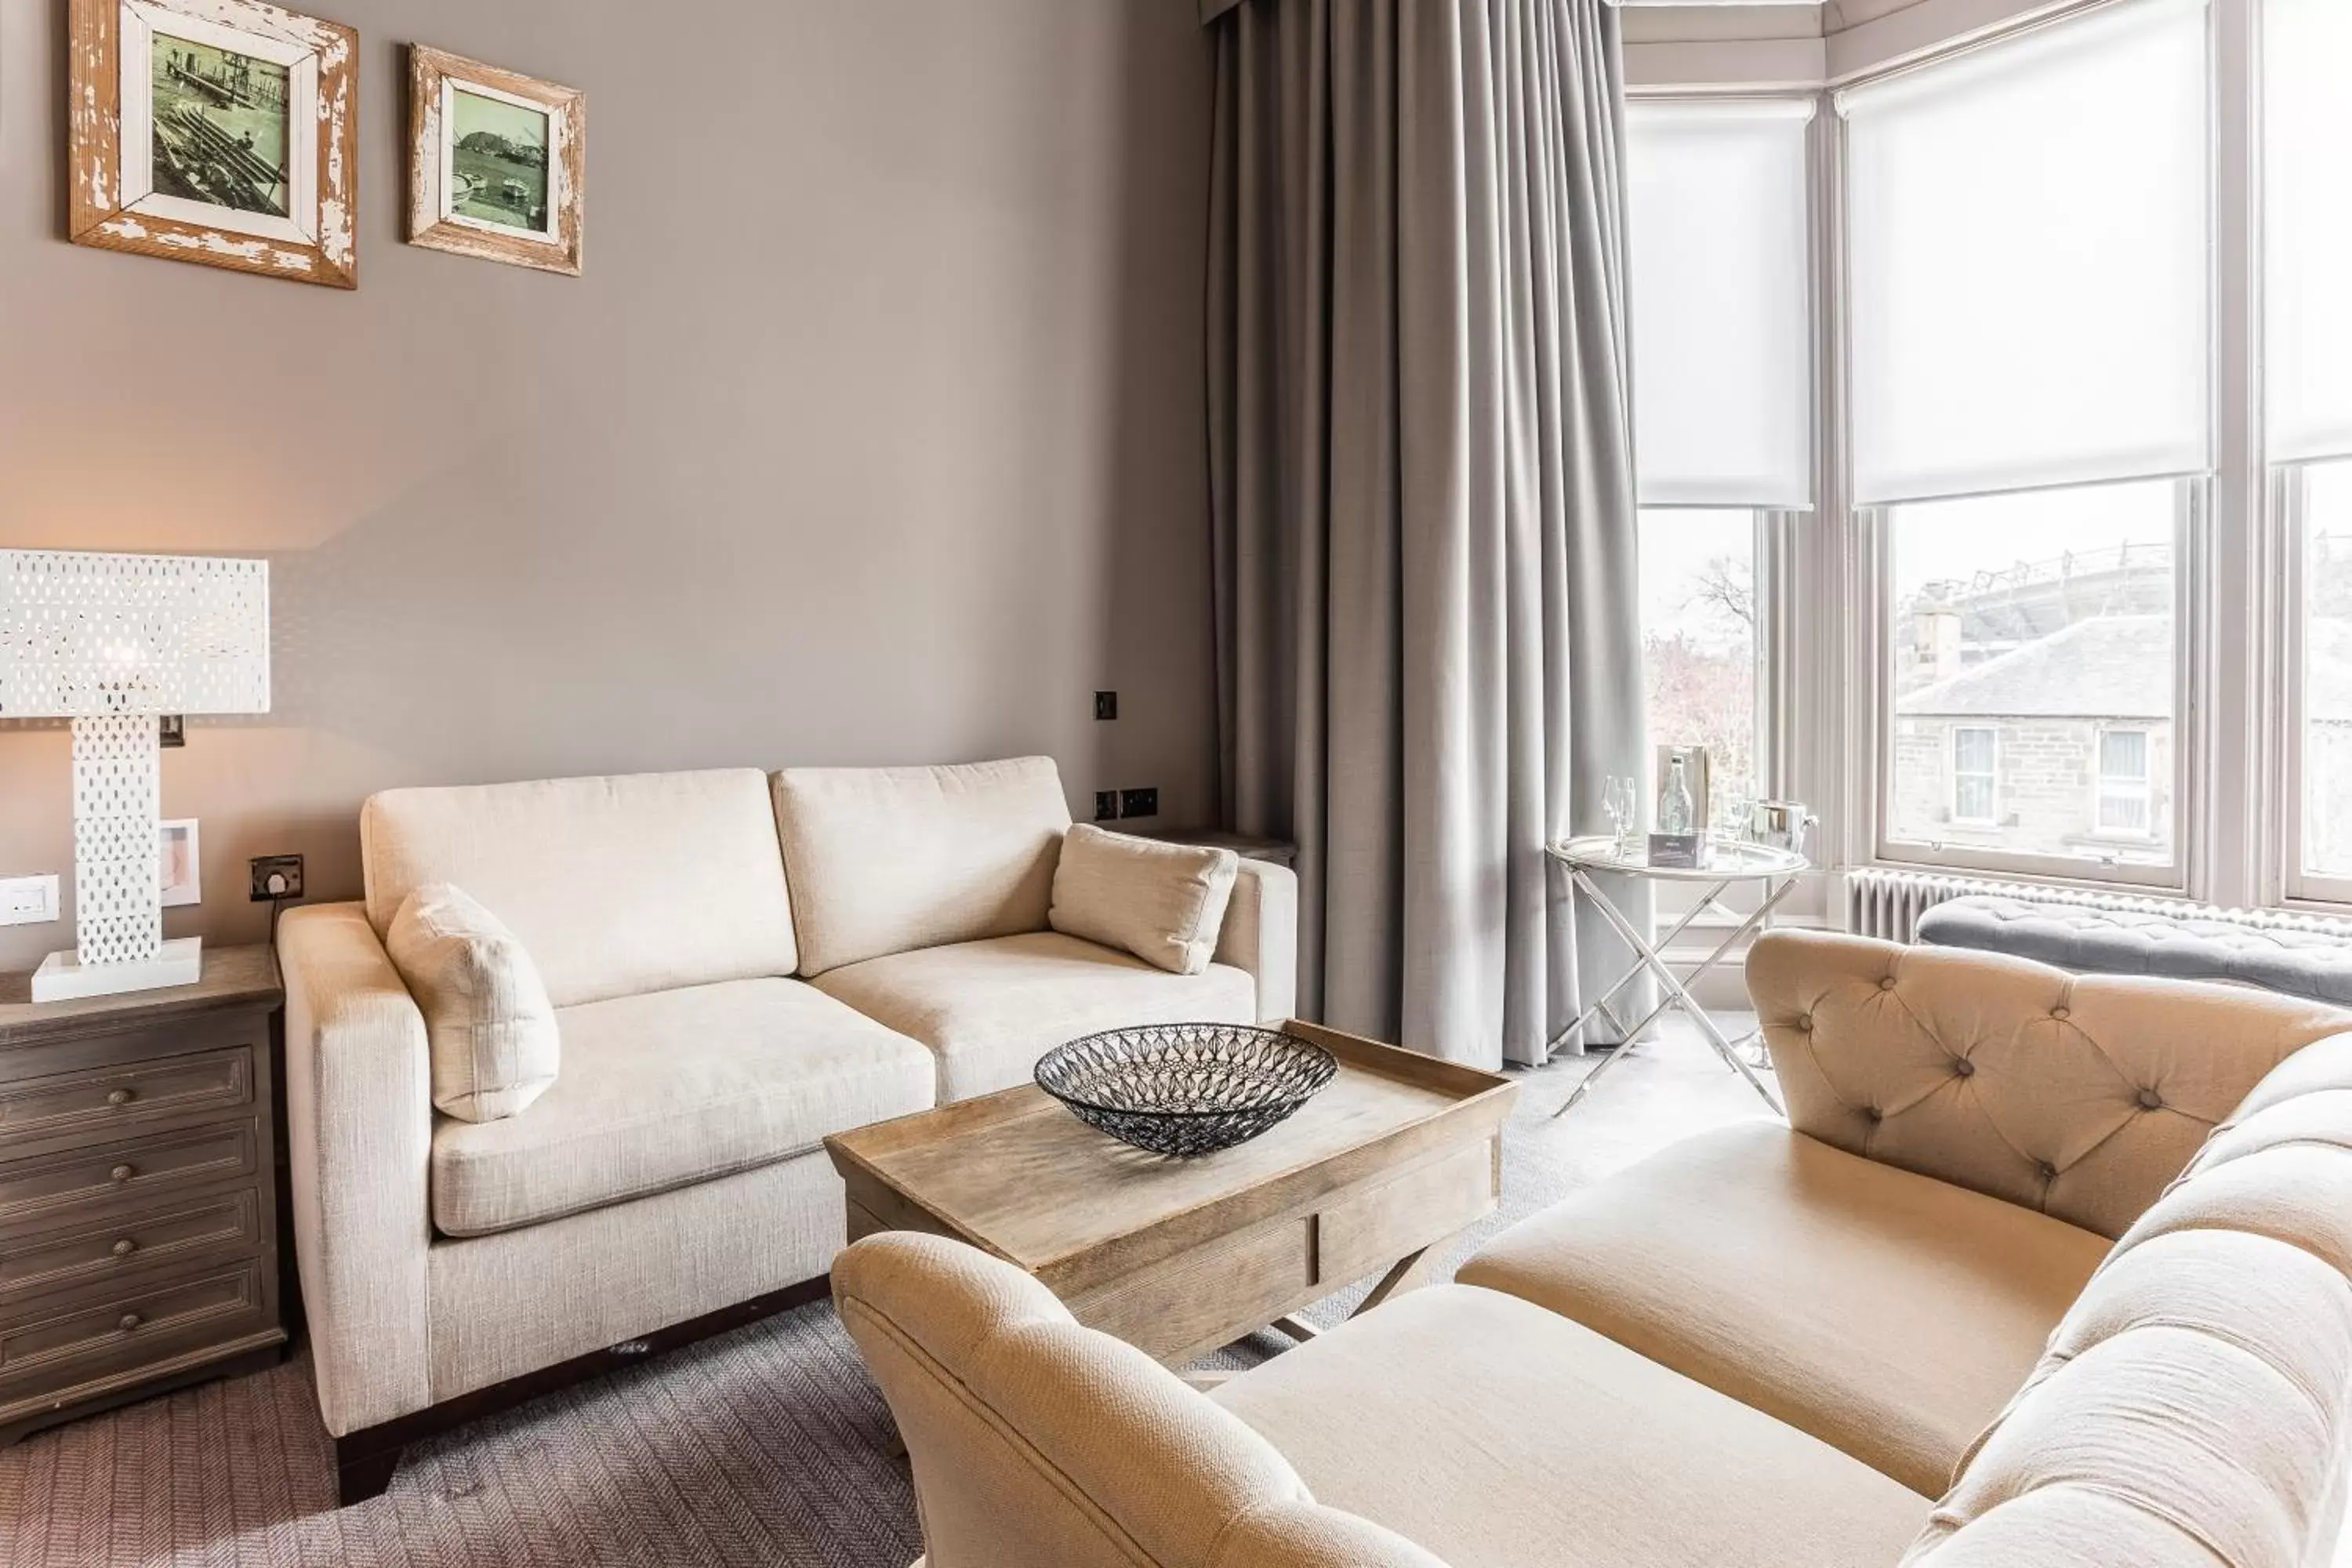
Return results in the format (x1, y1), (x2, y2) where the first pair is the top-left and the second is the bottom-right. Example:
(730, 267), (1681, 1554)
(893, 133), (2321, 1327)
(837, 930), (2352, 1568)
(277, 757), (1297, 1504)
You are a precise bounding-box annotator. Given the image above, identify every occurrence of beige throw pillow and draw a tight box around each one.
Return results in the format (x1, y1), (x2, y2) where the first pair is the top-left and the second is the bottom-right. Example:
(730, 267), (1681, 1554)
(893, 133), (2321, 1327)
(387, 883), (561, 1123)
(1048, 825), (1239, 976)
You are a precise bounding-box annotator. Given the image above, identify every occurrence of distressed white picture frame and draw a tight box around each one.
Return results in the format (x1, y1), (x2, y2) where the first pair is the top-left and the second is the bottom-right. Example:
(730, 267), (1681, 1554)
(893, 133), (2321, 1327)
(118, 1), (318, 246)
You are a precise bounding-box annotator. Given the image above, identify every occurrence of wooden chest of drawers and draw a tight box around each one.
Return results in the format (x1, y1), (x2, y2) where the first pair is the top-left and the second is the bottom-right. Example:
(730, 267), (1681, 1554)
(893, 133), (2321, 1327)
(0, 946), (288, 1446)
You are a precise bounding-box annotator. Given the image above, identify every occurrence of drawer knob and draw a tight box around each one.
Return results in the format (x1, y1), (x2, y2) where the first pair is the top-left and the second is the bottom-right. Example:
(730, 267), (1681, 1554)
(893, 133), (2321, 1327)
(111, 1237), (138, 1258)
(118, 1312), (143, 1333)
(106, 1088), (134, 1107)
(108, 1163), (136, 1184)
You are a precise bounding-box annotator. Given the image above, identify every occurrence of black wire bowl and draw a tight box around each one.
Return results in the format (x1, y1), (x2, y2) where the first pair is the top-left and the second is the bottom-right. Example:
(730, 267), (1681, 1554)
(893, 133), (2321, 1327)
(1034, 1023), (1339, 1157)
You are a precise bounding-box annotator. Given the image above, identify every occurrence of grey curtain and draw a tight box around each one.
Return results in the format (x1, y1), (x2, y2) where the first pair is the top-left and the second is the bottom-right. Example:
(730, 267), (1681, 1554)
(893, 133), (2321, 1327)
(1207, 0), (1648, 1070)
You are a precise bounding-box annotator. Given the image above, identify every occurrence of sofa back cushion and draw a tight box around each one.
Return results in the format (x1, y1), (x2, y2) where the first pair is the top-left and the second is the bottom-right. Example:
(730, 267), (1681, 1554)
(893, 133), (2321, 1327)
(774, 757), (1072, 976)
(362, 769), (797, 1008)
(1749, 930), (2352, 1238)
(833, 1232), (1450, 1568)
(1902, 1031), (2352, 1567)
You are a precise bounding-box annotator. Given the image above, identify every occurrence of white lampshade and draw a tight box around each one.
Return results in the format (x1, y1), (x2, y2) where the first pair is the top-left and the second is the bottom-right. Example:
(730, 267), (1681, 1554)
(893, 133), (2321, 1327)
(0, 550), (270, 1000)
(0, 550), (270, 720)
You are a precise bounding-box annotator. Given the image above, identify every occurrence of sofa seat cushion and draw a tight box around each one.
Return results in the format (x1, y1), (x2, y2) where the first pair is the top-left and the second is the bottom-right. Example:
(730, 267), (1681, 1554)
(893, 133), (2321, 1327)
(1457, 1121), (2111, 1497)
(811, 931), (1257, 1102)
(1213, 1283), (1933, 1568)
(430, 978), (934, 1236)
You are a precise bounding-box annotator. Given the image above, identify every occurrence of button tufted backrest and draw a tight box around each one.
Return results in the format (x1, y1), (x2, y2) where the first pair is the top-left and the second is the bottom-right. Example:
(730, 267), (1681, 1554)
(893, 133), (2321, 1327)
(1747, 931), (2351, 1239)
(1899, 1030), (2352, 1567)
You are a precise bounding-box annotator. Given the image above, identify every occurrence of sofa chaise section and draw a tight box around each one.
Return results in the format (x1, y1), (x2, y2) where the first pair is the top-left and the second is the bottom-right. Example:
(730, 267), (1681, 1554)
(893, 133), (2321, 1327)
(1462, 931), (2352, 1498)
(837, 1232), (1932, 1568)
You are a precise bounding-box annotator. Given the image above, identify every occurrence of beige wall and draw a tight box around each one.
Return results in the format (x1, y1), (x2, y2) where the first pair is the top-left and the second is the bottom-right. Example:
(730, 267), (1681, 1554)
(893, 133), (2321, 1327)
(0, 1), (1220, 973)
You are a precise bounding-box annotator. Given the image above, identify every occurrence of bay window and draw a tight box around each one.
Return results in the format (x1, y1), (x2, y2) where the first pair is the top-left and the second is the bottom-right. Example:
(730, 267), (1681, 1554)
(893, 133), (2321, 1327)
(1840, 0), (2209, 882)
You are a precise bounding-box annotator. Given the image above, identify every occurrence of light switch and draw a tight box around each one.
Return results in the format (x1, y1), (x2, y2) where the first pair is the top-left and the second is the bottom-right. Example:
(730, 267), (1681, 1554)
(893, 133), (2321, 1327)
(0, 875), (60, 927)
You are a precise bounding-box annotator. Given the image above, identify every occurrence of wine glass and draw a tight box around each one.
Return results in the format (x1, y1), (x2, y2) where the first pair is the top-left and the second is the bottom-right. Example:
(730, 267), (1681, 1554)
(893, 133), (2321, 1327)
(1605, 776), (1639, 856)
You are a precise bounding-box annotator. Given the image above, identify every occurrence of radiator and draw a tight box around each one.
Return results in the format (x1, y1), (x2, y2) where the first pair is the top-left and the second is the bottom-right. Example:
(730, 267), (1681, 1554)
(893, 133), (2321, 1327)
(1840, 867), (2352, 945)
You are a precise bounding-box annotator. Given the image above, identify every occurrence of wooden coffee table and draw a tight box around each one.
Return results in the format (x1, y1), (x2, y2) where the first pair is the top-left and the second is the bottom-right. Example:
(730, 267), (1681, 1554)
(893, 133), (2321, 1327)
(823, 1021), (1516, 1370)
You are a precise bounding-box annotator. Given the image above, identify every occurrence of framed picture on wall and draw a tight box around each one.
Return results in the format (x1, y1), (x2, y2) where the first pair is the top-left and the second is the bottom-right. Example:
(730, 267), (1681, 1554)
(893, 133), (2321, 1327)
(67, 0), (360, 288)
(407, 46), (585, 276)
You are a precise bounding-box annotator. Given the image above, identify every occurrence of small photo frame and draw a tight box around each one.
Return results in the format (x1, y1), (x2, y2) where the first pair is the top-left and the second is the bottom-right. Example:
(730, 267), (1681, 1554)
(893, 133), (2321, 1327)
(407, 46), (584, 276)
(158, 819), (201, 908)
(68, 0), (360, 288)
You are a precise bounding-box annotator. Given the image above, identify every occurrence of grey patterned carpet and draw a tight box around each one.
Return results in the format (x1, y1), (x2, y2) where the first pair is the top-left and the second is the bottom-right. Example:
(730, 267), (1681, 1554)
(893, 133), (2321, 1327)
(0, 1030), (1771, 1568)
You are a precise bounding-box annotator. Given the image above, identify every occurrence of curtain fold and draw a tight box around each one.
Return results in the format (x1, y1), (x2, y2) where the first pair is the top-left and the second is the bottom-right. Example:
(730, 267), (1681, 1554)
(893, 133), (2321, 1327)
(1208, 0), (1646, 1070)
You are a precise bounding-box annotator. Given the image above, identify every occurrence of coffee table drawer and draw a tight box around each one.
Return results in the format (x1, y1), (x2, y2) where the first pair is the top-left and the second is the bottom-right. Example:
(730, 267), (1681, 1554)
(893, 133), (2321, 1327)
(1316, 1138), (1498, 1288)
(0, 1048), (252, 1142)
(0, 1262), (269, 1396)
(0, 1191), (261, 1304)
(1070, 1217), (1315, 1364)
(0, 1122), (259, 1230)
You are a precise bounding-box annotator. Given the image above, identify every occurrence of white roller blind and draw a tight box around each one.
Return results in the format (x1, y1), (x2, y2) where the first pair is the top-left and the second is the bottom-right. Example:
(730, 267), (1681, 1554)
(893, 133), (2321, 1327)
(1627, 99), (1814, 509)
(2267, 0), (2352, 463)
(1840, 0), (2211, 506)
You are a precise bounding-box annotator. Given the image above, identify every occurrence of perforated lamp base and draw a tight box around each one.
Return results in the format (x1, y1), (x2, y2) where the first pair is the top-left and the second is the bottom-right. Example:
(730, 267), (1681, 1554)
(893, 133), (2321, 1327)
(29, 713), (199, 1004)
(32, 937), (204, 1002)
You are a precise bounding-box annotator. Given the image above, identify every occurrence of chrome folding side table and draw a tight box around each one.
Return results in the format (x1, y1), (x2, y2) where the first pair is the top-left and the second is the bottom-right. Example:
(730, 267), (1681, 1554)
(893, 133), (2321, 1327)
(1545, 833), (1808, 1116)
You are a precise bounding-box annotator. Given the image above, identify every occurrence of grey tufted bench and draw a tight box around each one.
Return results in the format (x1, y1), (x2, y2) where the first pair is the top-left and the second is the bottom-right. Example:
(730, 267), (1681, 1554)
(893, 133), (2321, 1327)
(1915, 893), (2352, 1007)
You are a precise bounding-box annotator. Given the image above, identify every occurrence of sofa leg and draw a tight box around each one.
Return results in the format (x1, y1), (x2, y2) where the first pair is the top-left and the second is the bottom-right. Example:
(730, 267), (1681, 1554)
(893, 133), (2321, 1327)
(334, 1435), (403, 1506)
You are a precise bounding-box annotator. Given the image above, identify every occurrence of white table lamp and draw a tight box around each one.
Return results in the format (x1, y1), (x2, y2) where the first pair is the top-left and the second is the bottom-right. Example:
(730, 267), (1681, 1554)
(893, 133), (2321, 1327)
(0, 551), (270, 1002)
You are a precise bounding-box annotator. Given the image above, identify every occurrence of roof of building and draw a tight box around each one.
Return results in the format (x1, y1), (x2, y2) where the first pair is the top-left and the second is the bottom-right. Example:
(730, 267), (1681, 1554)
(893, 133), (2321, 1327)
(1896, 615), (2172, 720)
(1897, 613), (2352, 724)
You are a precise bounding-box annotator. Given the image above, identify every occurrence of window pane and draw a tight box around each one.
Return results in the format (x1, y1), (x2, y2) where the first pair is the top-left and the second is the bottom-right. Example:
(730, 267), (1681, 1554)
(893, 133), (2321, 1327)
(1627, 101), (1814, 508)
(1640, 509), (1759, 814)
(2303, 462), (2352, 877)
(1840, 0), (2211, 503)
(2266, 0), (2352, 462)
(1887, 480), (2176, 865)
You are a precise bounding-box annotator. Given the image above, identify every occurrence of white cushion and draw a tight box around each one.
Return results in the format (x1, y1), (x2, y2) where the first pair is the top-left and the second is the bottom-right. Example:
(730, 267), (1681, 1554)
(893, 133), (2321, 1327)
(387, 884), (561, 1123)
(773, 757), (1073, 976)
(812, 931), (1257, 1102)
(1048, 825), (1238, 975)
(429, 977), (935, 1236)
(362, 769), (799, 1009)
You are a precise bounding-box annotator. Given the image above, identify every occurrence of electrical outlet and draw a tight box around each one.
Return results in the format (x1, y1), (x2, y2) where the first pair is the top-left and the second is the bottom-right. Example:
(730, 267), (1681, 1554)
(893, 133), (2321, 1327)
(249, 854), (304, 902)
(1094, 790), (1120, 822)
(0, 874), (60, 927)
(1120, 786), (1159, 819)
(1094, 691), (1118, 721)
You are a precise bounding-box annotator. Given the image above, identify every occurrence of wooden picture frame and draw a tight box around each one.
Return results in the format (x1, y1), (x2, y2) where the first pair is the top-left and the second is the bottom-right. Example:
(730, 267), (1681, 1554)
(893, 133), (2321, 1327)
(407, 47), (584, 276)
(68, 0), (358, 288)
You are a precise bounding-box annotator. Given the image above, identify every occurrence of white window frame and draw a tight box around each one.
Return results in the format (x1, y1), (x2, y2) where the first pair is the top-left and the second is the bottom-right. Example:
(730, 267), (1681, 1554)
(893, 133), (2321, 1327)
(1860, 477), (2203, 886)
(1625, 88), (1822, 816)
(2094, 725), (2158, 837)
(1949, 725), (2000, 826)
(1825, 0), (2216, 893)
(2281, 460), (2352, 906)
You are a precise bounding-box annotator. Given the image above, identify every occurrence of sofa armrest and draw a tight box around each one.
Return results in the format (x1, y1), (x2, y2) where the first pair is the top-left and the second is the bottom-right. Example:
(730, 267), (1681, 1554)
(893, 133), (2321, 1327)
(833, 1232), (1446, 1568)
(279, 902), (436, 1436)
(1217, 860), (1298, 1023)
(1746, 929), (2352, 1239)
